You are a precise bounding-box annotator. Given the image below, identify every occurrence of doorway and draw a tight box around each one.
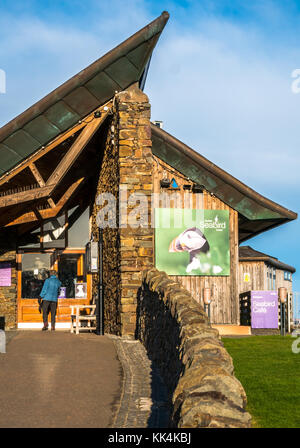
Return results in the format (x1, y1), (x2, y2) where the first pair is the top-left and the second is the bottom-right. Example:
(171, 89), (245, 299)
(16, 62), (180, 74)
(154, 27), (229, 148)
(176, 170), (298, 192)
(17, 250), (91, 328)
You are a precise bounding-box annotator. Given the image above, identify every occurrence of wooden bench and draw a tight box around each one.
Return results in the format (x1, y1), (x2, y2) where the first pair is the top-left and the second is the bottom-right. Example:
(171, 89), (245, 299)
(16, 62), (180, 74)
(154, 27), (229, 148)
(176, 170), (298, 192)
(70, 304), (97, 334)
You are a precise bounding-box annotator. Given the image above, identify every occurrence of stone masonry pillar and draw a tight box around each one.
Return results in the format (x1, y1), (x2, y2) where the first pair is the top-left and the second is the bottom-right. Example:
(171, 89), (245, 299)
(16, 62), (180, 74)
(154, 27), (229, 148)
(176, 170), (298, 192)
(116, 83), (154, 337)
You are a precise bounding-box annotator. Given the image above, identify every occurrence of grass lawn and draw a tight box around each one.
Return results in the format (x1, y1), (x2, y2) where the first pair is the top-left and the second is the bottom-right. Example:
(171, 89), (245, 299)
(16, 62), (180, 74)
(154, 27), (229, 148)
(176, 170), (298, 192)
(222, 335), (300, 428)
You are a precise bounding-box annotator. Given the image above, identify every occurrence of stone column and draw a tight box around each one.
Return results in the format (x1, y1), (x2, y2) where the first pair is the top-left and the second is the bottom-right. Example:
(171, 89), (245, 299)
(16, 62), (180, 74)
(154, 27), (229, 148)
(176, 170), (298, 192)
(117, 83), (154, 337)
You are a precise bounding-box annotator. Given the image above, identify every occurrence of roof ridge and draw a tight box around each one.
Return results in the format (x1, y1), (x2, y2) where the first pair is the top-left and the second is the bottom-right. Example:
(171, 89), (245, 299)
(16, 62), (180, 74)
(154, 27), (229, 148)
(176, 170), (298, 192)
(0, 12), (169, 143)
(240, 245), (276, 259)
(0, 12), (169, 176)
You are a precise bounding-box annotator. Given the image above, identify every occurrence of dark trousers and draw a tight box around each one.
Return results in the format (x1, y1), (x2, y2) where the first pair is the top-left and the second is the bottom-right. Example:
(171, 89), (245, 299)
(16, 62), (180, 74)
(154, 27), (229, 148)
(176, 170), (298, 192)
(42, 300), (57, 328)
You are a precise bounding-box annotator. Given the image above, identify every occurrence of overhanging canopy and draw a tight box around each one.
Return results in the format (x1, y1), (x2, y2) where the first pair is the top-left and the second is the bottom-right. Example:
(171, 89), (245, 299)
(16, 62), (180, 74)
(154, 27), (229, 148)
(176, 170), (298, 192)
(0, 12), (169, 176)
(151, 124), (297, 242)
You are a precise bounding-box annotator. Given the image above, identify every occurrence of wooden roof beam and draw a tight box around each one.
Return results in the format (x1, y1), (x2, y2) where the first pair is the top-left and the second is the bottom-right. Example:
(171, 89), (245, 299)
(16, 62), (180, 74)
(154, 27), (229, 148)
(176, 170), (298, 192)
(5, 177), (84, 227)
(0, 101), (112, 188)
(46, 110), (109, 188)
(0, 184), (53, 208)
(0, 110), (107, 209)
(29, 162), (56, 208)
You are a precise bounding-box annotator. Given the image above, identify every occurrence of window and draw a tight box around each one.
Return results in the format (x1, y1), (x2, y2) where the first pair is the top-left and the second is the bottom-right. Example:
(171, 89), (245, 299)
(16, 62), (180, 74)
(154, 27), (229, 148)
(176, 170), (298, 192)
(267, 265), (276, 290)
(68, 206), (89, 248)
(273, 268), (276, 290)
(43, 215), (66, 248)
(21, 253), (51, 298)
(284, 271), (292, 281)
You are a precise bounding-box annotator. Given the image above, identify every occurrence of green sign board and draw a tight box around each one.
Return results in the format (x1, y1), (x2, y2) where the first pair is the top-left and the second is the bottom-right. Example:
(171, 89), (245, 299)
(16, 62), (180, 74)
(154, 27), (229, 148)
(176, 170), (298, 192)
(155, 208), (230, 276)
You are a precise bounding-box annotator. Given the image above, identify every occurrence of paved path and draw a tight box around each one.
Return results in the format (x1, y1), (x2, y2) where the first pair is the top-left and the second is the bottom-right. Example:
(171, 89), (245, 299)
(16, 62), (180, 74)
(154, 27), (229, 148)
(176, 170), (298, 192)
(0, 331), (121, 428)
(0, 331), (171, 428)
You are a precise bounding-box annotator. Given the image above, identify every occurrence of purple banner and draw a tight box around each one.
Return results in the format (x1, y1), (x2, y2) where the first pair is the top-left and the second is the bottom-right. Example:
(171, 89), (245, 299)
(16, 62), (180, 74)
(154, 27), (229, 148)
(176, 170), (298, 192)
(0, 263), (11, 287)
(251, 291), (278, 329)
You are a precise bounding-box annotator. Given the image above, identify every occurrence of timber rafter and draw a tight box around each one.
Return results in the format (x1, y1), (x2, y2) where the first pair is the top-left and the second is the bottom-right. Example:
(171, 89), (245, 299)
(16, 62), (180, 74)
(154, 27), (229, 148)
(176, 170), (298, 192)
(5, 177), (84, 227)
(0, 100), (112, 189)
(0, 102), (110, 227)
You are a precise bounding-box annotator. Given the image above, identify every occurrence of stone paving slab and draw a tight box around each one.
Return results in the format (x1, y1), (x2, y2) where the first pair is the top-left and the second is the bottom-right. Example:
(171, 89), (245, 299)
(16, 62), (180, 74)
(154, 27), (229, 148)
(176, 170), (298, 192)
(0, 331), (121, 428)
(110, 336), (171, 428)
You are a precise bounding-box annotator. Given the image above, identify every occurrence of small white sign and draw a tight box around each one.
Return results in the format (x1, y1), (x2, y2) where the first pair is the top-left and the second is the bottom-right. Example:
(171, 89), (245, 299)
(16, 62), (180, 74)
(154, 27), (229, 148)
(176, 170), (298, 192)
(91, 258), (98, 271)
(75, 283), (87, 298)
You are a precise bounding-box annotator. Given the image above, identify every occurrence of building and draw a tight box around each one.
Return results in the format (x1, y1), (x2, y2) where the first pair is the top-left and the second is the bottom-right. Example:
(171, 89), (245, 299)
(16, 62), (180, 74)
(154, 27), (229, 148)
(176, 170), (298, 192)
(0, 12), (297, 334)
(239, 245), (295, 295)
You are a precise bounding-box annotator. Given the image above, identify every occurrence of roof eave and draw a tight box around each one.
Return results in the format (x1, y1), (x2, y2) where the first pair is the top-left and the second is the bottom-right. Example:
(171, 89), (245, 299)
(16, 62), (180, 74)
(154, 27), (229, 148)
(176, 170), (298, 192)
(151, 124), (297, 230)
(239, 256), (295, 273)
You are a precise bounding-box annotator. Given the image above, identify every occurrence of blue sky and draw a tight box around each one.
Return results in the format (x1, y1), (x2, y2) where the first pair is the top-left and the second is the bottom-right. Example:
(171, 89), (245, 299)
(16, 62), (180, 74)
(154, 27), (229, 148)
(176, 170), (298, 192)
(0, 0), (299, 291)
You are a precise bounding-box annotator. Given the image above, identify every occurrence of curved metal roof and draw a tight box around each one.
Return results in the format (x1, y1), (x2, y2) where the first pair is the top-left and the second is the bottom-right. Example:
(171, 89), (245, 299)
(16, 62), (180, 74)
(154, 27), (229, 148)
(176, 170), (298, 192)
(0, 11), (169, 176)
(151, 124), (297, 241)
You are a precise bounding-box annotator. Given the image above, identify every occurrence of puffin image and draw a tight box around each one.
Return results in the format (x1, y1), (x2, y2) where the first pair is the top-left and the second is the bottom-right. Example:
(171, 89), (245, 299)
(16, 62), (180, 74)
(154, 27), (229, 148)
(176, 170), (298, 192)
(169, 227), (210, 273)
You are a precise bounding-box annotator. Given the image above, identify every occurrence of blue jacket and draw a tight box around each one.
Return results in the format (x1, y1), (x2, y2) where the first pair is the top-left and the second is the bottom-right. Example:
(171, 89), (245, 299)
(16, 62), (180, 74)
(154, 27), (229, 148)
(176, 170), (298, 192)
(40, 275), (62, 302)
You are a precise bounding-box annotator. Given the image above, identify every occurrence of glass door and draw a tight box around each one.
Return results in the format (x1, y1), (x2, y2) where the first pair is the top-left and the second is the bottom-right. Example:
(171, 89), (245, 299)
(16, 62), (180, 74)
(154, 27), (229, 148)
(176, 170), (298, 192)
(18, 253), (51, 324)
(57, 253), (86, 299)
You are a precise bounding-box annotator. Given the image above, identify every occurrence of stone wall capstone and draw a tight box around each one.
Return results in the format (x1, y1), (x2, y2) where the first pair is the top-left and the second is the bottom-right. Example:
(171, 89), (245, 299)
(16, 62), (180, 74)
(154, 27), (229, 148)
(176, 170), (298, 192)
(136, 268), (252, 428)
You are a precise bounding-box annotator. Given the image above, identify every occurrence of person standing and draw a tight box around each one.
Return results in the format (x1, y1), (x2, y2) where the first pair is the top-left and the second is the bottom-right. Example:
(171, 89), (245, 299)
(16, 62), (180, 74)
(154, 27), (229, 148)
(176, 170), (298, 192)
(40, 270), (61, 331)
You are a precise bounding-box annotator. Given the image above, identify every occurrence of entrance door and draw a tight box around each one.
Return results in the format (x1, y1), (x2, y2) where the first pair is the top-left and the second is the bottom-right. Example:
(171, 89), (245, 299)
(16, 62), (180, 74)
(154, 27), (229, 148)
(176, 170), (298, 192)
(18, 253), (51, 325)
(17, 251), (91, 327)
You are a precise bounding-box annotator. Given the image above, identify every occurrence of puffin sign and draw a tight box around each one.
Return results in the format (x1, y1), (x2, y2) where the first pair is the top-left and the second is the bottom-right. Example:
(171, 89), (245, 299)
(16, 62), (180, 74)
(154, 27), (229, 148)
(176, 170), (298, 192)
(155, 208), (230, 276)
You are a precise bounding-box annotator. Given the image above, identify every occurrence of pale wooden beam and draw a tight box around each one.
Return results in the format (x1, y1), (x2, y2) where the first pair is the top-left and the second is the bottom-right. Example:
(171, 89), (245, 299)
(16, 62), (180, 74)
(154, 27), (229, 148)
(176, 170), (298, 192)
(5, 177), (84, 226)
(29, 162), (45, 186)
(0, 184), (53, 208)
(0, 100), (112, 188)
(0, 110), (106, 209)
(29, 162), (56, 208)
(46, 111), (109, 188)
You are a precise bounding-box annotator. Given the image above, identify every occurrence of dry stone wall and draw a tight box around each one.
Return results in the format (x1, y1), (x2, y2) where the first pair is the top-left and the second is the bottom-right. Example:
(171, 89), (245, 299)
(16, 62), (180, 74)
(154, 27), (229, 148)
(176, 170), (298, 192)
(136, 268), (251, 428)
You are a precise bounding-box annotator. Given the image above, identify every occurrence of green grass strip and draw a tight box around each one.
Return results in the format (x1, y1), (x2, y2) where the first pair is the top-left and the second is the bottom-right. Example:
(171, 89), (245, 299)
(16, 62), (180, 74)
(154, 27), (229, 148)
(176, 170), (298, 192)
(222, 335), (300, 428)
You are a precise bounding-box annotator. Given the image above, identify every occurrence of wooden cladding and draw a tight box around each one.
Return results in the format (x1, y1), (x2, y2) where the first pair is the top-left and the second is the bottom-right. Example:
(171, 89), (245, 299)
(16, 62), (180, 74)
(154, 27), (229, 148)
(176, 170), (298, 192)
(153, 157), (239, 325)
(239, 261), (293, 295)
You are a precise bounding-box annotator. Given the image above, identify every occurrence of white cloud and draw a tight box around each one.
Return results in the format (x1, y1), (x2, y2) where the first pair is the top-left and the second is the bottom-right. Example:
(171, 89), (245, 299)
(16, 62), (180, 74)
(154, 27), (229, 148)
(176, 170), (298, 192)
(0, 2), (151, 123)
(146, 19), (300, 201)
(0, 2), (299, 201)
